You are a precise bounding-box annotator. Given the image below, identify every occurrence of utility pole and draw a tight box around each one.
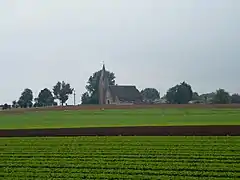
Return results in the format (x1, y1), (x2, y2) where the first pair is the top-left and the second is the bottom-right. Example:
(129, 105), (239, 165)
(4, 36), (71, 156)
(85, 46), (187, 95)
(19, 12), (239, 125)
(73, 89), (76, 106)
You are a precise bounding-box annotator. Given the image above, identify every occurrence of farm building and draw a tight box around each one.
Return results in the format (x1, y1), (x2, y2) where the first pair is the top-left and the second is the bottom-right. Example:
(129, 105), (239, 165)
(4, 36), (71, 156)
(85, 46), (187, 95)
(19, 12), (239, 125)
(99, 64), (142, 105)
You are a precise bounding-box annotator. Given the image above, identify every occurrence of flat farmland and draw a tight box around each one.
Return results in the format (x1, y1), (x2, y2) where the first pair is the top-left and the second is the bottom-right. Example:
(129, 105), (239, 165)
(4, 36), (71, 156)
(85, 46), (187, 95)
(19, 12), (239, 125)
(1, 108), (240, 129)
(1, 136), (240, 179)
(1, 107), (240, 179)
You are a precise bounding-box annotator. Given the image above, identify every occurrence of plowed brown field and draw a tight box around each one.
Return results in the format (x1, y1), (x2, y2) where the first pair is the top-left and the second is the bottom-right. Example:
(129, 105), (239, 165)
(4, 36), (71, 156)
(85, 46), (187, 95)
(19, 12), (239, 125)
(0, 125), (240, 137)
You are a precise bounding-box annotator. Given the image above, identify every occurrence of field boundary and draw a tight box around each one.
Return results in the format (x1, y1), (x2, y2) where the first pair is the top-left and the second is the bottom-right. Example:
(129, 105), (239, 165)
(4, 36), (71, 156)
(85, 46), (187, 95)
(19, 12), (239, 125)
(1, 104), (240, 114)
(0, 125), (240, 137)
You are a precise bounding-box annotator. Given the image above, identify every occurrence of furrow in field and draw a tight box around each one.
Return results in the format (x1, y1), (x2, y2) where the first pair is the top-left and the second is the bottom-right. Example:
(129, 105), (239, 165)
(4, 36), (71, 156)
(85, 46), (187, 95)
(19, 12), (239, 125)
(1, 153), (239, 161)
(1, 173), (236, 180)
(2, 161), (240, 172)
(1, 166), (240, 178)
(1, 157), (239, 164)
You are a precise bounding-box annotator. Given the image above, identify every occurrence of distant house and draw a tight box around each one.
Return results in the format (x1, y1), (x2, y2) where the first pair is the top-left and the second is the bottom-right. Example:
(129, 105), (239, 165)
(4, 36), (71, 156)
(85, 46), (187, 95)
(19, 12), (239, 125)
(189, 100), (204, 104)
(153, 98), (167, 104)
(98, 64), (142, 105)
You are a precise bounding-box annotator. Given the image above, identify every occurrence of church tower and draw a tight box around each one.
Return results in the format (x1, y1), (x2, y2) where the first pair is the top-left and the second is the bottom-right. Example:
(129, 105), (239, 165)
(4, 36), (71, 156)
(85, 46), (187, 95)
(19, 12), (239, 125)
(99, 64), (108, 105)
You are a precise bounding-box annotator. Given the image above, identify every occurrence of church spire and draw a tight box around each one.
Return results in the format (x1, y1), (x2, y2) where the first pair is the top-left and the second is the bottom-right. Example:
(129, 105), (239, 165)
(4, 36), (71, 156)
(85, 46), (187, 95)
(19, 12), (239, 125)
(100, 62), (106, 80)
(102, 61), (105, 72)
(99, 62), (108, 105)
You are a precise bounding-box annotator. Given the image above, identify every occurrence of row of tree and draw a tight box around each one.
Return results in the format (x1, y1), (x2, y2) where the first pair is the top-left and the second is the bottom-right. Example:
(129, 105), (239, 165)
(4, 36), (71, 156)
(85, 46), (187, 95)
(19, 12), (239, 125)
(164, 82), (240, 104)
(1, 68), (240, 109)
(10, 81), (74, 108)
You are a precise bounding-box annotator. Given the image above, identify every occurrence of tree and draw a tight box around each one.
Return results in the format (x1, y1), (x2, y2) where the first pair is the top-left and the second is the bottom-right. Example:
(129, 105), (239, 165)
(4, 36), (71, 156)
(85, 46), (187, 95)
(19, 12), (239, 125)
(175, 82), (193, 104)
(82, 69), (115, 104)
(53, 81), (73, 106)
(35, 88), (55, 107)
(166, 82), (193, 104)
(212, 89), (230, 104)
(81, 92), (91, 104)
(166, 85), (178, 104)
(231, 94), (240, 104)
(33, 98), (39, 107)
(192, 92), (200, 101)
(18, 88), (33, 108)
(189, 92), (204, 103)
(2, 103), (11, 110)
(12, 100), (18, 108)
(141, 88), (160, 103)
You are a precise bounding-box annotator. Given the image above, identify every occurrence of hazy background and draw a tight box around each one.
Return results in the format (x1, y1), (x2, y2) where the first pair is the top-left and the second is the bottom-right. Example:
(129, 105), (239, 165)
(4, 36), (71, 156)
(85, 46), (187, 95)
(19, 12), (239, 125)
(0, 0), (239, 105)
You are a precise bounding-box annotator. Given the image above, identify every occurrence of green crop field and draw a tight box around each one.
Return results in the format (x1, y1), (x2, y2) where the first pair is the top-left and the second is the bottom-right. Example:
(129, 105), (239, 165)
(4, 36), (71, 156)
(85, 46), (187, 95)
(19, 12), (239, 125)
(0, 108), (240, 129)
(0, 136), (239, 179)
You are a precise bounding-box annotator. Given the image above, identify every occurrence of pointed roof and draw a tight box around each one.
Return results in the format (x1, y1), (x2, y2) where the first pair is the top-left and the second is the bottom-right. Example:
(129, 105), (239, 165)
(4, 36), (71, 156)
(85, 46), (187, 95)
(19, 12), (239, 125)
(100, 63), (106, 79)
(102, 63), (106, 71)
(100, 61), (106, 74)
(99, 63), (109, 88)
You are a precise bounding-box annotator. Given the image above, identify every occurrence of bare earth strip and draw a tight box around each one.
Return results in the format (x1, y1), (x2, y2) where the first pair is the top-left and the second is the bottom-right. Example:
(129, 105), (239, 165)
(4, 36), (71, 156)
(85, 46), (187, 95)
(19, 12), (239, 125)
(0, 125), (240, 137)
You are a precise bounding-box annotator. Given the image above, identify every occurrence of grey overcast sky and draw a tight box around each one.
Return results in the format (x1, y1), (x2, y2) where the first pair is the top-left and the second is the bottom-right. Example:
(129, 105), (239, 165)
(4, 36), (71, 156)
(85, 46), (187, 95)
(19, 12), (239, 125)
(0, 0), (239, 105)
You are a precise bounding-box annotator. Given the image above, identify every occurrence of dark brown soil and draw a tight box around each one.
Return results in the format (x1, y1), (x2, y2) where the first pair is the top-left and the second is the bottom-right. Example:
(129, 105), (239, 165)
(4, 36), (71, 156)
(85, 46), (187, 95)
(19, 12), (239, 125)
(0, 125), (239, 137)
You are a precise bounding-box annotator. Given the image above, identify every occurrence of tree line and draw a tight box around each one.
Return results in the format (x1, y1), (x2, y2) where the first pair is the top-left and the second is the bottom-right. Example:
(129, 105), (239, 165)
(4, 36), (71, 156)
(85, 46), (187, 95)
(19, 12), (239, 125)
(80, 69), (240, 105)
(1, 69), (240, 110)
(1, 81), (73, 110)
(164, 81), (240, 104)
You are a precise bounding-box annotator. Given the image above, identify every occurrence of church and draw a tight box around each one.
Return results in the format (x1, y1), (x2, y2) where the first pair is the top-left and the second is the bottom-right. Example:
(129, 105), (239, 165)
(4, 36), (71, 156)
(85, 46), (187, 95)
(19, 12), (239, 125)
(98, 64), (142, 105)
